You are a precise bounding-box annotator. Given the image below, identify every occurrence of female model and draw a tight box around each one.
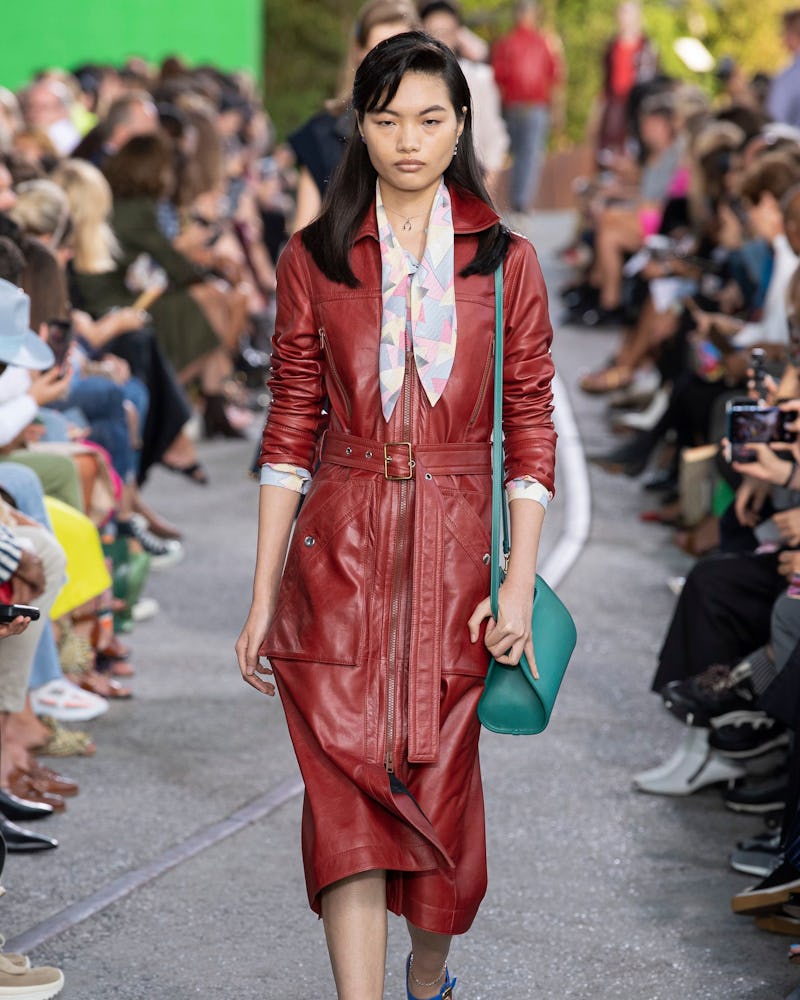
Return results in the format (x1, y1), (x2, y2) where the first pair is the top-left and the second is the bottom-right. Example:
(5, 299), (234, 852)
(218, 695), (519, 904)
(236, 32), (557, 1000)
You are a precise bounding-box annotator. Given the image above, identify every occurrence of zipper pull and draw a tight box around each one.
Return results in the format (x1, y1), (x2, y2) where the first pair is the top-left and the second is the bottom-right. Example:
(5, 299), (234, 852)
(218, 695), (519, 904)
(319, 327), (325, 349)
(385, 748), (394, 774)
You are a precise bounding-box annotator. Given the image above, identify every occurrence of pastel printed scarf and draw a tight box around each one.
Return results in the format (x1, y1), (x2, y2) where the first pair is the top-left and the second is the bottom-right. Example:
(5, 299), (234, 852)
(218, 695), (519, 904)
(376, 179), (457, 421)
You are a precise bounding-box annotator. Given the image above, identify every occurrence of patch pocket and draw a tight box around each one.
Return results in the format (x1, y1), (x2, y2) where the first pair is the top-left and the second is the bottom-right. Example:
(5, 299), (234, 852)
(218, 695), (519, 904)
(439, 489), (492, 676)
(265, 480), (375, 665)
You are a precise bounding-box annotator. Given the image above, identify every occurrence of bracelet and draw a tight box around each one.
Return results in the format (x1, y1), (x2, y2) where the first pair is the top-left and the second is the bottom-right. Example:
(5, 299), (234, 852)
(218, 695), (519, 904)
(784, 461), (797, 489)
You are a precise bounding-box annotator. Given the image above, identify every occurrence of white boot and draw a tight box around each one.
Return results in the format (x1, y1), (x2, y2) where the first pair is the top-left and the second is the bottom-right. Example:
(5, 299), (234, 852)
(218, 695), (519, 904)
(634, 729), (746, 796)
(632, 727), (709, 785)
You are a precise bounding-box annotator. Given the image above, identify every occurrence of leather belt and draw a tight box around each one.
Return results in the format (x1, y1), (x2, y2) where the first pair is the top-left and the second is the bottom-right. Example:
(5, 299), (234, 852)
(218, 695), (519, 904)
(321, 430), (492, 479)
(321, 430), (491, 763)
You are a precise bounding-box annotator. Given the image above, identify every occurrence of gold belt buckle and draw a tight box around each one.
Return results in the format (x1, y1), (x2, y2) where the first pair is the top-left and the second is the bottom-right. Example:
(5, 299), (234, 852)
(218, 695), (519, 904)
(383, 441), (414, 480)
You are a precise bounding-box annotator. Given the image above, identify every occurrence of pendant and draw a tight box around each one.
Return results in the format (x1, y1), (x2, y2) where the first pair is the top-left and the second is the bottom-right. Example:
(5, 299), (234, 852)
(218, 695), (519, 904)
(402, 218), (412, 231)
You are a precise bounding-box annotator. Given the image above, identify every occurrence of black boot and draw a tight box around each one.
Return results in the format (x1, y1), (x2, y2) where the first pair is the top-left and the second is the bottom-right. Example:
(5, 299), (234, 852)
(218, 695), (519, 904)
(202, 393), (246, 439)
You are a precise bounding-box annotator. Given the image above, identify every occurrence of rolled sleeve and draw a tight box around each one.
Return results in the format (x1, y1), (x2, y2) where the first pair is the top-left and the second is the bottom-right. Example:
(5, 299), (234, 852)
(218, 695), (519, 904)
(507, 475), (551, 511)
(259, 462), (312, 494)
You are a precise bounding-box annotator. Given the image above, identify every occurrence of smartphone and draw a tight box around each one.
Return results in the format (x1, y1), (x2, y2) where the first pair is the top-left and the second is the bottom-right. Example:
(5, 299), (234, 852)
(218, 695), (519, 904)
(0, 603), (40, 623)
(46, 320), (73, 374)
(726, 402), (796, 462)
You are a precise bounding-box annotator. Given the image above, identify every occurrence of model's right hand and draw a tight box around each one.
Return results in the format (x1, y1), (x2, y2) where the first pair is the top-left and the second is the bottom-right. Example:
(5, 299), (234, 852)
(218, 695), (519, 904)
(235, 607), (276, 696)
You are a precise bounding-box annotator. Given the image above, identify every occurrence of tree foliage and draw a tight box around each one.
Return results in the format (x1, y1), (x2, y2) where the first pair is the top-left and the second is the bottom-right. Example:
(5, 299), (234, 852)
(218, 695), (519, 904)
(265, 0), (791, 143)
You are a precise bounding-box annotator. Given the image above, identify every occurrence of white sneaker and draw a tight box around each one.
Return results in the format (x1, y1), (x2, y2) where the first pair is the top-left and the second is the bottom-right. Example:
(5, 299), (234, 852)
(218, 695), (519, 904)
(632, 726), (709, 785)
(131, 597), (159, 622)
(30, 679), (108, 723)
(635, 743), (745, 796)
(614, 387), (670, 431)
(0, 954), (63, 998)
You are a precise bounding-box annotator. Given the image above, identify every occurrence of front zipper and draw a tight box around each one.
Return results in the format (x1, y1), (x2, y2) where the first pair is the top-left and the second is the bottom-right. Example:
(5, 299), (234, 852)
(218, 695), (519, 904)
(319, 327), (352, 420)
(467, 338), (495, 427)
(384, 347), (413, 774)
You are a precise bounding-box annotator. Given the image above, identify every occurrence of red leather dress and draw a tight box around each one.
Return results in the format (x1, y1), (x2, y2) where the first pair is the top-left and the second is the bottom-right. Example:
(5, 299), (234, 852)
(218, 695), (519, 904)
(258, 185), (556, 934)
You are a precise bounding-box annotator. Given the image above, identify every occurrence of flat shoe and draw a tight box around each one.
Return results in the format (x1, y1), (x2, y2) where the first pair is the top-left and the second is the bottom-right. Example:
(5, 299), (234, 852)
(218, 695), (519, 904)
(23, 764), (79, 797)
(95, 652), (135, 677)
(29, 679), (108, 723)
(5, 775), (65, 812)
(34, 717), (96, 758)
(161, 460), (209, 485)
(0, 817), (57, 853)
(0, 789), (53, 822)
(70, 670), (132, 700)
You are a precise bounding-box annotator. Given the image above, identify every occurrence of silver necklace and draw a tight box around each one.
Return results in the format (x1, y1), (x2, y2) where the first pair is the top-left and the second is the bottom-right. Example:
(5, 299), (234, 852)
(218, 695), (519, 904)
(384, 204), (428, 232)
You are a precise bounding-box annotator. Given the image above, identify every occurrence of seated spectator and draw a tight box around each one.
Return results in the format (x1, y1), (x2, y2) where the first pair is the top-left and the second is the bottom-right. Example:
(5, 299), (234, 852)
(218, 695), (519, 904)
(101, 132), (248, 436)
(19, 77), (80, 157)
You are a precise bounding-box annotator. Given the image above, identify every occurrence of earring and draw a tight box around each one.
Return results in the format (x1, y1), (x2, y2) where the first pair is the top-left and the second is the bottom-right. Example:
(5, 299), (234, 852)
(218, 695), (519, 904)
(453, 140), (459, 155)
(360, 134), (366, 144)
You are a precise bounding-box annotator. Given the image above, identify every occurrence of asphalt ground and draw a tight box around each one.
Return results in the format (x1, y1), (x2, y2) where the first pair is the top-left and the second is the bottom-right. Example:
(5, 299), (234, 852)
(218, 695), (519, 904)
(4, 212), (800, 999)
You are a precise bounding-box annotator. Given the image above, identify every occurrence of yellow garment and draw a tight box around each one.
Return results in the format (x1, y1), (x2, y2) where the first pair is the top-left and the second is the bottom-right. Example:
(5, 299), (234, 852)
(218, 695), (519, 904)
(46, 496), (111, 619)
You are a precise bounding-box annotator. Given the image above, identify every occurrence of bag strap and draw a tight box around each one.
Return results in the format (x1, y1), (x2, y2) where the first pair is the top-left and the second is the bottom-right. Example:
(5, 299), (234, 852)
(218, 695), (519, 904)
(490, 264), (509, 621)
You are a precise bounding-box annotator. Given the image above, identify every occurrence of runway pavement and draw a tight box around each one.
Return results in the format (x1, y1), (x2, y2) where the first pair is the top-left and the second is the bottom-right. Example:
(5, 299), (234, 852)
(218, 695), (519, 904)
(5, 212), (799, 999)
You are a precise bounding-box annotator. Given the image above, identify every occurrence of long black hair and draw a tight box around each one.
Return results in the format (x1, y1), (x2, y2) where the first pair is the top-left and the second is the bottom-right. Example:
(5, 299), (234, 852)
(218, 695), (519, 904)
(302, 31), (510, 286)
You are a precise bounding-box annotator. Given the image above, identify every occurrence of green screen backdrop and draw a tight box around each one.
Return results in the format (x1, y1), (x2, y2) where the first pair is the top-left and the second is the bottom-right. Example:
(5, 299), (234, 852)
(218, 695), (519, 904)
(3, 1), (263, 89)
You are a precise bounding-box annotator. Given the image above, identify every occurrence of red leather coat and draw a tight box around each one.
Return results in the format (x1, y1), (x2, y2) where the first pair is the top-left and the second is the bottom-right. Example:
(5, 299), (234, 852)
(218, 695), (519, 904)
(259, 184), (556, 934)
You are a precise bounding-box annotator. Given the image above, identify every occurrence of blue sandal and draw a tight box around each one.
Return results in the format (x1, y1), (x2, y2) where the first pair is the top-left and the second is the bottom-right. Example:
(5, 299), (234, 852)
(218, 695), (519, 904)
(406, 952), (456, 1000)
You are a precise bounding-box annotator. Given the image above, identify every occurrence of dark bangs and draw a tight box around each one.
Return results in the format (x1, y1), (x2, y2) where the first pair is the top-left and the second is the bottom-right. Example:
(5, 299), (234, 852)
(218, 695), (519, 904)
(302, 31), (509, 286)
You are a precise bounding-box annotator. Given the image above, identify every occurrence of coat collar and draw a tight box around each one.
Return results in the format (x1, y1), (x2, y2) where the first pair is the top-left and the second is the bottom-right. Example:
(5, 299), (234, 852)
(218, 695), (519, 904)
(354, 182), (499, 243)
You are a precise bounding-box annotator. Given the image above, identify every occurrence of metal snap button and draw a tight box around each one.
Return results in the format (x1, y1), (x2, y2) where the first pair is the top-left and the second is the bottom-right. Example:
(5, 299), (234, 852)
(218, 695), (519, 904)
(345, 447), (352, 455)
(304, 536), (315, 547)
(483, 553), (490, 564)
(425, 472), (433, 480)
(365, 450), (373, 458)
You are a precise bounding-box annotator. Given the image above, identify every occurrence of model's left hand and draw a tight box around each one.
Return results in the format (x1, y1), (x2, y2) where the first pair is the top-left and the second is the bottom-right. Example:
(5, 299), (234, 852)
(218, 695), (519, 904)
(468, 579), (538, 677)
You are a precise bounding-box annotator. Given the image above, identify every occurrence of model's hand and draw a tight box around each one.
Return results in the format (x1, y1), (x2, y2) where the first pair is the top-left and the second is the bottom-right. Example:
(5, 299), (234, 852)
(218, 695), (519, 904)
(0, 615), (31, 638)
(235, 605), (276, 696)
(468, 580), (537, 677)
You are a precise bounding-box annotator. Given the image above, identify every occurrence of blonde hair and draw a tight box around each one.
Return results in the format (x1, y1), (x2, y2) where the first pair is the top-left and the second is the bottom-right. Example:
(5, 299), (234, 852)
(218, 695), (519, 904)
(9, 179), (70, 244)
(50, 159), (119, 273)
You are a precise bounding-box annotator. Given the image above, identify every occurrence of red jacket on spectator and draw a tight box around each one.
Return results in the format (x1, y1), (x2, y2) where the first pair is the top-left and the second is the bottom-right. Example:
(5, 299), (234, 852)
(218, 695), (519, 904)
(491, 25), (561, 106)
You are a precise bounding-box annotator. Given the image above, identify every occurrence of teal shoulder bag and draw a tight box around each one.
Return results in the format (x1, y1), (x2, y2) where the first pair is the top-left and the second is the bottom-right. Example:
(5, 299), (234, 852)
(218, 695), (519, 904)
(476, 265), (577, 735)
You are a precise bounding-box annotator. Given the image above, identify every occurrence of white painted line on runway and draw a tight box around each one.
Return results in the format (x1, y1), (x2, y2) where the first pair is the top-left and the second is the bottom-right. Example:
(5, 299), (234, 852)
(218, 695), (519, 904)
(538, 371), (592, 589)
(6, 774), (305, 956)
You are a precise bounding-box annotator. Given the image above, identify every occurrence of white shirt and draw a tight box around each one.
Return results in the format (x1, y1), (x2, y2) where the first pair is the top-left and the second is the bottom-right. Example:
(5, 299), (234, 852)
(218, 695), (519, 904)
(733, 234), (798, 349)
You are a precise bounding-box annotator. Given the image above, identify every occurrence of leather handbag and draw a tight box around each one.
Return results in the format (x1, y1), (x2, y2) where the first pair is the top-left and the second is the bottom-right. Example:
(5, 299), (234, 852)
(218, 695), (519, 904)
(477, 266), (577, 735)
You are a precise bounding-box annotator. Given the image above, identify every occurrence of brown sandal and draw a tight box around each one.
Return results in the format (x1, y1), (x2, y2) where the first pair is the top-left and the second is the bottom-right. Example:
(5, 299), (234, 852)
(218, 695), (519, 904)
(579, 365), (633, 395)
